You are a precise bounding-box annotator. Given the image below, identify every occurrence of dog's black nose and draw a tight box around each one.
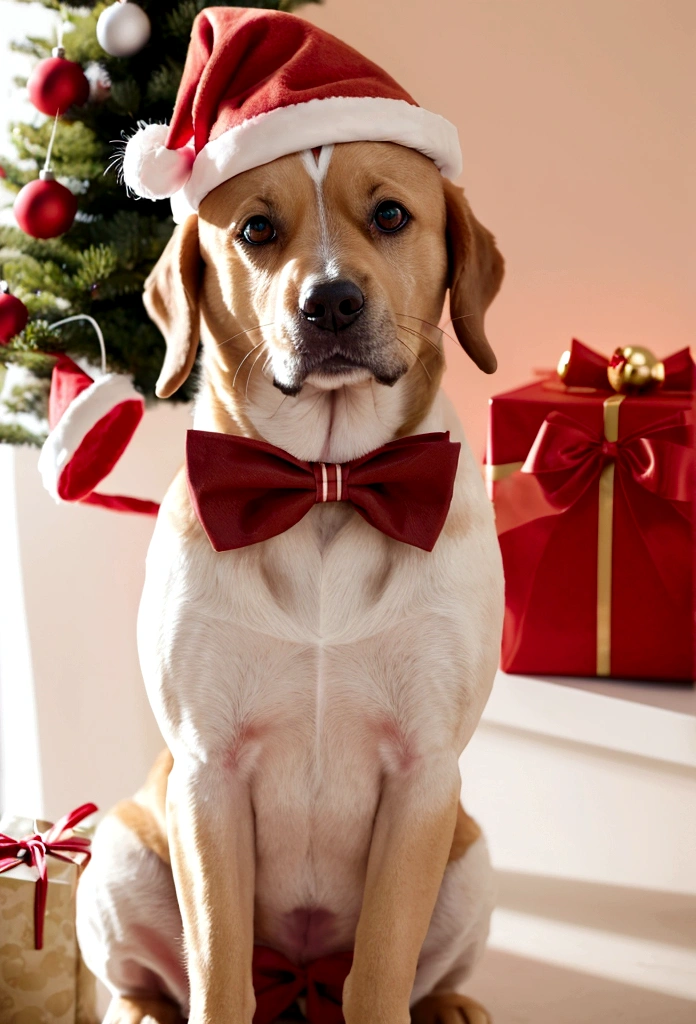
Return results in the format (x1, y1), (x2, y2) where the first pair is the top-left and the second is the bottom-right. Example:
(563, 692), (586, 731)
(299, 279), (364, 331)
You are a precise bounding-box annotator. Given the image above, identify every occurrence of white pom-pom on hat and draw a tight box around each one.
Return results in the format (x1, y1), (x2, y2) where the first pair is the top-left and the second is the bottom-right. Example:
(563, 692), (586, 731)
(122, 123), (194, 200)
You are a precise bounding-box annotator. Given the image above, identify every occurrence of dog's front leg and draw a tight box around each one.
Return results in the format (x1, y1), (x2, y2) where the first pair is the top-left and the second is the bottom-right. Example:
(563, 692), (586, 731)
(167, 759), (256, 1024)
(343, 756), (461, 1024)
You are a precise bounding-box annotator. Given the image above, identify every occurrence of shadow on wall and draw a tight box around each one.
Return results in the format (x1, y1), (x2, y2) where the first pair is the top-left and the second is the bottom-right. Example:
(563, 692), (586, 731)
(496, 871), (696, 950)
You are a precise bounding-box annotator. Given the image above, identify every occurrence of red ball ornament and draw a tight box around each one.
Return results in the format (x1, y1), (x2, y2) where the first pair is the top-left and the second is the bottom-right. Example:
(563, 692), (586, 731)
(0, 284), (29, 345)
(14, 171), (78, 239)
(27, 47), (89, 117)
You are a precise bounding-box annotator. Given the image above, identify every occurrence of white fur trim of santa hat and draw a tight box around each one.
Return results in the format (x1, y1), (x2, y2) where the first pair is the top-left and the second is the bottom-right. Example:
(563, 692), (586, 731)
(123, 96), (462, 222)
(38, 373), (144, 503)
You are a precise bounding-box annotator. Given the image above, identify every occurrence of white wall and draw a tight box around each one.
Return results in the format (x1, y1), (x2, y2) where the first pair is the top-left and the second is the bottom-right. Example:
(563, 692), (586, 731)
(0, 2), (55, 161)
(0, 401), (192, 819)
(0, 4), (188, 818)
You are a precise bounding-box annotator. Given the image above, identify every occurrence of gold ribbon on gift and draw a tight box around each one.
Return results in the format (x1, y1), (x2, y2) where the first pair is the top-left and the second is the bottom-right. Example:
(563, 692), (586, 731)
(486, 394), (627, 677)
(484, 460), (523, 494)
(596, 395), (625, 675)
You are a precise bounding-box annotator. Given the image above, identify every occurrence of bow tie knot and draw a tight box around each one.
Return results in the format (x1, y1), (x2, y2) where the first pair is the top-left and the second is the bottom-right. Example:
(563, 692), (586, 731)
(313, 461), (346, 503)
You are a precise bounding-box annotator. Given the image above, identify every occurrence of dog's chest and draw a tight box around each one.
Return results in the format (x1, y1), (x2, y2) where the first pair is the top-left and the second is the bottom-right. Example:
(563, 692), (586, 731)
(140, 501), (477, 769)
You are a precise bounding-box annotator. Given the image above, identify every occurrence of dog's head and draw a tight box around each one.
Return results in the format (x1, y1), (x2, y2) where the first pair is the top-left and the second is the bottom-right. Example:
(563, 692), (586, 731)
(144, 142), (503, 459)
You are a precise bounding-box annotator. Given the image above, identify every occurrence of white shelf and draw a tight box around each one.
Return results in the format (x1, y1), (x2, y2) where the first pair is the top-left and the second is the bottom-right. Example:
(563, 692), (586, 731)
(482, 671), (696, 770)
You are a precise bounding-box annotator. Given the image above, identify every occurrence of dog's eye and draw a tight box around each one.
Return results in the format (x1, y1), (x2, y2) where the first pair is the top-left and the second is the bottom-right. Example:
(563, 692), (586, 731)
(241, 216), (276, 245)
(373, 200), (410, 233)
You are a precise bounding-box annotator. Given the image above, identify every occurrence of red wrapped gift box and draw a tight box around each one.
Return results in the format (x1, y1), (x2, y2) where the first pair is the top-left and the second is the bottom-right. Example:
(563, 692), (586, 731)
(486, 340), (695, 681)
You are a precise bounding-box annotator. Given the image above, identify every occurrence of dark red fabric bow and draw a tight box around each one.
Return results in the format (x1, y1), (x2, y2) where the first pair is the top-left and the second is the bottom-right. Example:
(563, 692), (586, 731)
(0, 802), (97, 949)
(252, 945), (352, 1024)
(522, 409), (694, 509)
(186, 430), (461, 552)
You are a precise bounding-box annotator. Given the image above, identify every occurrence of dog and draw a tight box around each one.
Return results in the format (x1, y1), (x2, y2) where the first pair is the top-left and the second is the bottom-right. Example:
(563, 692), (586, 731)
(76, 139), (505, 1024)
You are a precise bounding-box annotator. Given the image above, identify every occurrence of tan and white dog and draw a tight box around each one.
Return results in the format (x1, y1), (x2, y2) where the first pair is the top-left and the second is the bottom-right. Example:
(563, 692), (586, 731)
(76, 140), (505, 1024)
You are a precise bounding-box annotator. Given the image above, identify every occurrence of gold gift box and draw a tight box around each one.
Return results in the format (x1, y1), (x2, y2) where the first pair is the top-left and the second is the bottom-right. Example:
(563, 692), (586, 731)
(0, 816), (96, 1024)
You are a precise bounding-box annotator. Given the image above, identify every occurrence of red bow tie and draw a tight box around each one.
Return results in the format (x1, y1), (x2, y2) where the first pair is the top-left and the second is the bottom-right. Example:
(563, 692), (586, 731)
(186, 430), (461, 552)
(253, 945), (352, 1024)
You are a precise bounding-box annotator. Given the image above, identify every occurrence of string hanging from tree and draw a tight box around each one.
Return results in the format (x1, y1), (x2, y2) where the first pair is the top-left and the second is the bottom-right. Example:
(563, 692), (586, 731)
(14, 113), (78, 239)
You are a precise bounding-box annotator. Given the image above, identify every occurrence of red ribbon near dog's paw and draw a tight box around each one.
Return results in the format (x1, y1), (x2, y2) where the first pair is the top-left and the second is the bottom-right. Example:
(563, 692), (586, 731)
(0, 802), (97, 949)
(252, 945), (353, 1024)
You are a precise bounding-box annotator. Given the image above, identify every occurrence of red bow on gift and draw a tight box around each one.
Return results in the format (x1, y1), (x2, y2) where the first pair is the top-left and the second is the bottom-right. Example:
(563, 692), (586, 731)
(252, 945), (353, 1024)
(523, 409), (695, 509)
(186, 430), (461, 552)
(0, 802), (97, 949)
(561, 338), (693, 391)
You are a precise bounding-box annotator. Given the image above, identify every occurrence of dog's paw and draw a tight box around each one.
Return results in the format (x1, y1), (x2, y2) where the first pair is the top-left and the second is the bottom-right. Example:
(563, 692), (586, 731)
(411, 992), (491, 1024)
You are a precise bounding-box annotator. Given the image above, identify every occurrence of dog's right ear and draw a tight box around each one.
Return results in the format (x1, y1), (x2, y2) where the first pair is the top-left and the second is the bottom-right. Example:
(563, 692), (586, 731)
(144, 214), (202, 398)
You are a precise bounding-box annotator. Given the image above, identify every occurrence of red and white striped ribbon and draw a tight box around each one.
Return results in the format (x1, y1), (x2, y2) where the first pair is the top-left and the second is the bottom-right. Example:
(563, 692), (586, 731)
(314, 462), (344, 502)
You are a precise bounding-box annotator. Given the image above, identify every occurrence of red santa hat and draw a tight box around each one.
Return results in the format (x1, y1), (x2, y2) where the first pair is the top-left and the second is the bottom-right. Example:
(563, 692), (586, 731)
(122, 7), (462, 222)
(37, 355), (159, 515)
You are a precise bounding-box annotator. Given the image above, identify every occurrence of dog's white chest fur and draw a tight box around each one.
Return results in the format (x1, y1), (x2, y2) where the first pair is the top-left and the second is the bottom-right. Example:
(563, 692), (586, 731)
(137, 391), (502, 956)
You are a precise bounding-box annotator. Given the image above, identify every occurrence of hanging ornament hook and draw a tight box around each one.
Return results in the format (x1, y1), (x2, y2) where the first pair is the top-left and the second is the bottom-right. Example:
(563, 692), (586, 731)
(49, 315), (108, 376)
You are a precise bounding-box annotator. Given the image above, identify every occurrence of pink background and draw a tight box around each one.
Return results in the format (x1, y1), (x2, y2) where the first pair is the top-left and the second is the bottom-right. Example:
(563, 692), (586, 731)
(304, 0), (695, 458)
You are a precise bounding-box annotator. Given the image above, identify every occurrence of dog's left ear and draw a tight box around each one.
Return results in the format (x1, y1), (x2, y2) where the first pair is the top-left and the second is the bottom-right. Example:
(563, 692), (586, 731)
(444, 180), (504, 374)
(144, 214), (202, 398)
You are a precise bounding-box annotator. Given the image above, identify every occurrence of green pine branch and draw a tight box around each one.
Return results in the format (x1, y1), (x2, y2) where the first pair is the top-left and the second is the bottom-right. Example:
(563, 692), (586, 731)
(0, 422), (46, 446)
(0, 0), (321, 440)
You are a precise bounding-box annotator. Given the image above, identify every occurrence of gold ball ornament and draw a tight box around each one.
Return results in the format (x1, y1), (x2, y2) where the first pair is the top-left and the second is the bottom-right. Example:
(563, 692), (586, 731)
(607, 345), (665, 393)
(556, 349), (571, 379)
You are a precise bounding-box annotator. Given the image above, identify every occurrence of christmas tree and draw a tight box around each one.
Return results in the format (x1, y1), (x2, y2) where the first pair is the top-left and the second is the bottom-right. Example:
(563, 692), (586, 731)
(0, 0), (318, 446)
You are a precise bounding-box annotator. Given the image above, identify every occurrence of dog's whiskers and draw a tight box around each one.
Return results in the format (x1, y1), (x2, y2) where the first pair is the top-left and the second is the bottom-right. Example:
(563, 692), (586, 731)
(232, 339), (267, 391)
(368, 378), (391, 430)
(396, 321), (443, 357)
(396, 334), (432, 382)
(268, 393), (289, 420)
(218, 322), (276, 350)
(396, 313), (457, 349)
(245, 345), (270, 401)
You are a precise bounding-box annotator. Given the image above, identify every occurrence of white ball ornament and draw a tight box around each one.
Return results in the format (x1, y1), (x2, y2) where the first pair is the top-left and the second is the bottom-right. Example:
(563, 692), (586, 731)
(97, 1), (151, 58)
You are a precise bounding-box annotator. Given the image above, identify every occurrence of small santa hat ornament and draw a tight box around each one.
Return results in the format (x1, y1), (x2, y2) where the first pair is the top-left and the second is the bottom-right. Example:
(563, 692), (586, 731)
(37, 318), (159, 515)
(122, 7), (462, 221)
